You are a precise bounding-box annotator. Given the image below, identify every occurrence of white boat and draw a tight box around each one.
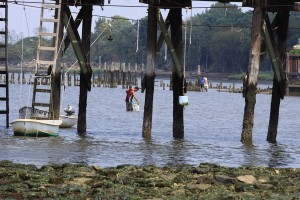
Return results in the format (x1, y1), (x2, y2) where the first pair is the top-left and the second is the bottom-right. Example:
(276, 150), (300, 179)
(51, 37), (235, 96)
(11, 119), (62, 137)
(19, 106), (77, 128)
(59, 115), (77, 128)
(19, 106), (48, 119)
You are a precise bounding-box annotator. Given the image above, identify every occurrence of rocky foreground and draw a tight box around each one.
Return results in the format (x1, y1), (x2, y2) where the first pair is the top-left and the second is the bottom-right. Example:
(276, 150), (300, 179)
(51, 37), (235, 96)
(0, 160), (299, 199)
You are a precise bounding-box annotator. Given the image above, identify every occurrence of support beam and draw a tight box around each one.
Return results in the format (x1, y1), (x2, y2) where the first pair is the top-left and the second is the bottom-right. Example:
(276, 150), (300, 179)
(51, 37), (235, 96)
(156, 12), (170, 53)
(241, 4), (265, 144)
(262, 14), (285, 98)
(63, 7), (84, 53)
(62, 6), (92, 91)
(139, 0), (191, 8)
(142, 1), (158, 138)
(157, 11), (182, 78)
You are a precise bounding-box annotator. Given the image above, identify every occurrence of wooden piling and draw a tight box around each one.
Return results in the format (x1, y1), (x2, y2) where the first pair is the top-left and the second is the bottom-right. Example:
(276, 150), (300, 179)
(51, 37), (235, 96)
(73, 70), (76, 86)
(103, 62), (107, 87)
(78, 5), (92, 133)
(51, 1), (63, 120)
(170, 8), (184, 139)
(241, 5), (265, 144)
(142, 2), (157, 138)
(267, 11), (289, 142)
(134, 63), (138, 86)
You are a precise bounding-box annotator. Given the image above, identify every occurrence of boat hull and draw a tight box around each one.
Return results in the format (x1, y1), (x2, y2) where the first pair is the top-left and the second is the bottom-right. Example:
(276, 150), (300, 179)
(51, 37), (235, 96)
(59, 115), (77, 128)
(11, 119), (62, 137)
(19, 106), (77, 128)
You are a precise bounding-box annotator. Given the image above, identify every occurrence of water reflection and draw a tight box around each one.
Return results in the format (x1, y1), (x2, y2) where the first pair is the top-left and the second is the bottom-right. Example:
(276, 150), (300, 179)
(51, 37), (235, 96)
(267, 142), (290, 168)
(140, 138), (155, 166)
(242, 143), (260, 167)
(165, 139), (189, 165)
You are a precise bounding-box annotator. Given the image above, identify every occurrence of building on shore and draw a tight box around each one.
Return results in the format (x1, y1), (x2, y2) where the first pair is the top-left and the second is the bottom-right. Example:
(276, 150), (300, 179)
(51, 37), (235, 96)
(286, 40), (300, 96)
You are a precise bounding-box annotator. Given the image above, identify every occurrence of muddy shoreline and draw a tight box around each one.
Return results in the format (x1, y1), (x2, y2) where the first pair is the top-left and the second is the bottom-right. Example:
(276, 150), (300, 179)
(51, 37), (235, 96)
(0, 160), (299, 199)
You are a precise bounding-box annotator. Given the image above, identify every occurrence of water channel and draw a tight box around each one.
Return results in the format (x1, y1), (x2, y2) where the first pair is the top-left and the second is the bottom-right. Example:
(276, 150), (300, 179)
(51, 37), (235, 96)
(0, 80), (299, 168)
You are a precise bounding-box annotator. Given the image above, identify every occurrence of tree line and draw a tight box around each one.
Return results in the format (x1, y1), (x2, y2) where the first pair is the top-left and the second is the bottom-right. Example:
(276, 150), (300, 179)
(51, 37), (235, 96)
(7, 3), (300, 73)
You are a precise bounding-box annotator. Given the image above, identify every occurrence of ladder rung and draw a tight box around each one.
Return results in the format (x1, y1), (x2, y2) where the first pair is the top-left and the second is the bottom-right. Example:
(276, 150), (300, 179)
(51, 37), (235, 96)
(41, 18), (59, 23)
(0, 84), (7, 87)
(38, 46), (56, 51)
(0, 70), (7, 74)
(0, 31), (5, 35)
(0, 44), (6, 48)
(0, 111), (8, 114)
(0, 97), (7, 101)
(0, 5), (6, 9)
(0, 58), (6, 61)
(39, 32), (58, 37)
(41, 3), (60, 9)
(0, 18), (5, 21)
(35, 88), (51, 93)
(36, 60), (56, 65)
(32, 103), (50, 107)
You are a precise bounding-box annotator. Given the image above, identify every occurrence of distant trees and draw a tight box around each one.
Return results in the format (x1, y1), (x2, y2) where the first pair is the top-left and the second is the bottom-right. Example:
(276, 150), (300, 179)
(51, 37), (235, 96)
(7, 3), (300, 73)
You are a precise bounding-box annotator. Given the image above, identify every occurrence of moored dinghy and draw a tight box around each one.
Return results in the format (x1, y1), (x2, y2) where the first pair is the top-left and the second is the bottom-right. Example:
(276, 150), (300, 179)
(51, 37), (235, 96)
(18, 106), (77, 128)
(59, 105), (77, 128)
(11, 119), (62, 137)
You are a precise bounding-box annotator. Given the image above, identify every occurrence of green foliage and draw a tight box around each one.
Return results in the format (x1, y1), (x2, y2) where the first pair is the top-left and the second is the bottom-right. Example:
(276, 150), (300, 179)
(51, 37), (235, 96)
(289, 49), (300, 54)
(7, 4), (300, 74)
(228, 72), (273, 81)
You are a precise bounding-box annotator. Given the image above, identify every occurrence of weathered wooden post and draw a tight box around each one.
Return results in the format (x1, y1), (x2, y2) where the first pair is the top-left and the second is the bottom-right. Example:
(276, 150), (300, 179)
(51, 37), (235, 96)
(128, 63), (132, 86)
(142, 1), (157, 138)
(134, 63), (138, 86)
(266, 11), (289, 142)
(122, 63), (126, 88)
(17, 73), (20, 84)
(110, 62), (114, 88)
(140, 63), (144, 83)
(170, 8), (184, 138)
(22, 72), (25, 84)
(197, 64), (201, 91)
(103, 62), (107, 87)
(73, 70), (76, 86)
(50, 1), (63, 120)
(78, 5), (92, 133)
(241, 3), (265, 143)
(117, 62), (121, 85)
(68, 72), (71, 86)
(92, 72), (95, 87)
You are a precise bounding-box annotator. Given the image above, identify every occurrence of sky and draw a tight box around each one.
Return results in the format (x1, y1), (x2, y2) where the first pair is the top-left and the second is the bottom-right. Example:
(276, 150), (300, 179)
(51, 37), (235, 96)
(7, 0), (246, 39)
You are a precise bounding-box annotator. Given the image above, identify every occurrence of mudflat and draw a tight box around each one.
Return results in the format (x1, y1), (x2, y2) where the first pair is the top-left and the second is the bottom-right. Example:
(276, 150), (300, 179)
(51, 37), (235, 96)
(0, 160), (299, 199)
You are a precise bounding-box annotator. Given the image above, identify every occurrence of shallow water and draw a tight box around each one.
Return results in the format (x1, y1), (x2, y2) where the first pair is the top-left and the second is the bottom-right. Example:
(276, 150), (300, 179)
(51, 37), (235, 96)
(0, 81), (299, 168)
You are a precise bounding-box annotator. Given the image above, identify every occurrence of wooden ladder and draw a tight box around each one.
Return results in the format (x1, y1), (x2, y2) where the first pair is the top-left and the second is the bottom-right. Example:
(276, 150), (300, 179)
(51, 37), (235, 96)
(0, 0), (8, 127)
(31, 0), (62, 119)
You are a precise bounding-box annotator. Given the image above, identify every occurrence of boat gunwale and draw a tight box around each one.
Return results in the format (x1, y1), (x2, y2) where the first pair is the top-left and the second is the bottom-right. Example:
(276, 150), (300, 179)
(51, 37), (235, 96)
(10, 119), (63, 126)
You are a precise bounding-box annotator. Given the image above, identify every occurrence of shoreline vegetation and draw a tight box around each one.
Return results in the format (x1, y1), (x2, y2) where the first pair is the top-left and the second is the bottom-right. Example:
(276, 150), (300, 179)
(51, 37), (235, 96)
(0, 160), (299, 199)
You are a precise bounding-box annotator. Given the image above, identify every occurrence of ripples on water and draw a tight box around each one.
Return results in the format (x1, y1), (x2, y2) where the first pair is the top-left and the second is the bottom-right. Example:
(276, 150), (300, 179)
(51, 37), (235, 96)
(0, 81), (299, 168)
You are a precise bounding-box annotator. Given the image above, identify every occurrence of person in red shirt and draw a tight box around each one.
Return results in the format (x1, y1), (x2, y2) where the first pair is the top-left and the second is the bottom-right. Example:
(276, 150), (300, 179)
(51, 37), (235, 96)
(125, 85), (140, 111)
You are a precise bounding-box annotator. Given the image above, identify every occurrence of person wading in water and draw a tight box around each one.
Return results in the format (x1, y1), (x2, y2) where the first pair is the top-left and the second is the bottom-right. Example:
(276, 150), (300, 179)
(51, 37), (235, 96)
(125, 85), (140, 111)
